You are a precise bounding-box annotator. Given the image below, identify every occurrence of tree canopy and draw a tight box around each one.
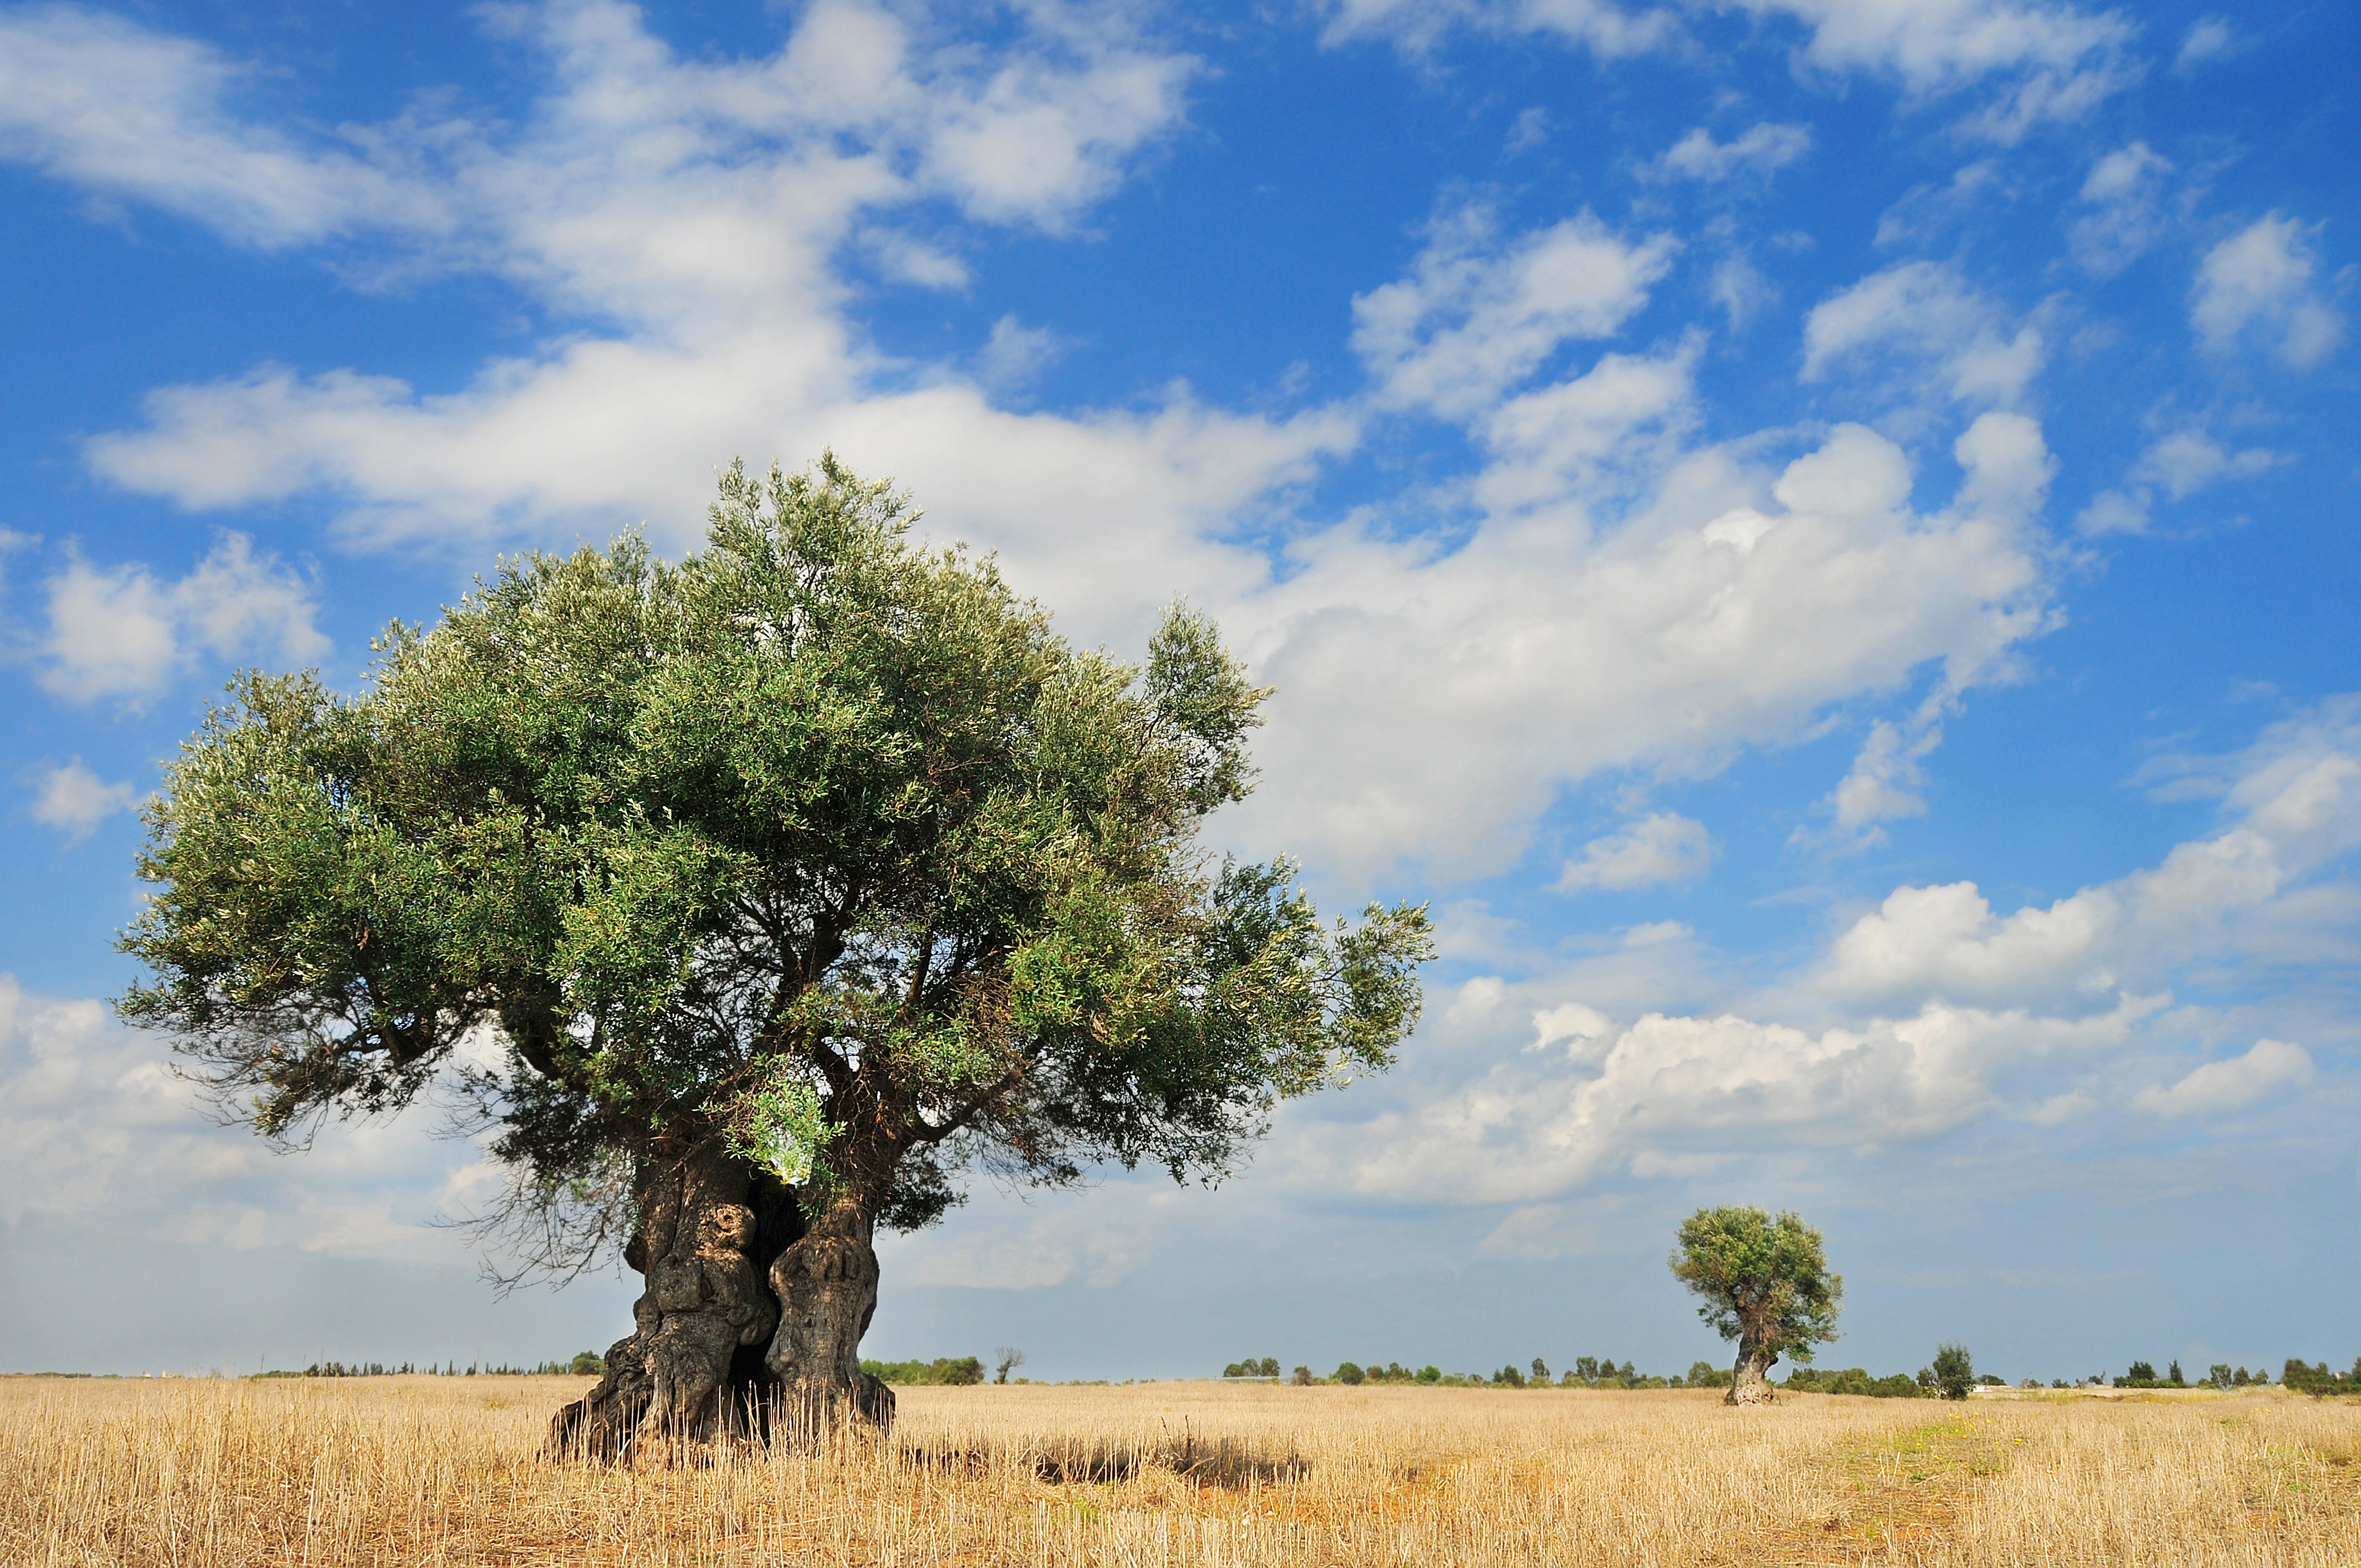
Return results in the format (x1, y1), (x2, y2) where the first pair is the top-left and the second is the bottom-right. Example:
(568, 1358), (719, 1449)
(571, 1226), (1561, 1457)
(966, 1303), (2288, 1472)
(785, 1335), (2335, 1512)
(118, 456), (1434, 1447)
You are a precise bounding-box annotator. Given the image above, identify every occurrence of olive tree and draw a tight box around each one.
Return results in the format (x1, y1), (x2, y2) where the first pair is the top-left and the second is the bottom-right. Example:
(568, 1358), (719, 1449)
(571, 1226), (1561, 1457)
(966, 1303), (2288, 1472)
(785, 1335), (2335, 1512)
(1669, 1206), (1842, 1405)
(119, 456), (1434, 1458)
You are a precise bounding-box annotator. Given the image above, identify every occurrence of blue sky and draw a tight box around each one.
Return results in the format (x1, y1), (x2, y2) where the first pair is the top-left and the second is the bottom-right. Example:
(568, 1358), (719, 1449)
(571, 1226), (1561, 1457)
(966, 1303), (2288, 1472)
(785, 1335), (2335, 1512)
(3, 0), (2357, 1384)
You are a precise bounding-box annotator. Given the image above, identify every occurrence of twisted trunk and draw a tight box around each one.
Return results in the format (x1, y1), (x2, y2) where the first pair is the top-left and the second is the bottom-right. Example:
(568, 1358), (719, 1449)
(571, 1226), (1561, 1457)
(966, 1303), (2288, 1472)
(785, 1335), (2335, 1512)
(547, 1137), (806, 1462)
(1726, 1331), (1779, 1406)
(763, 1191), (894, 1438)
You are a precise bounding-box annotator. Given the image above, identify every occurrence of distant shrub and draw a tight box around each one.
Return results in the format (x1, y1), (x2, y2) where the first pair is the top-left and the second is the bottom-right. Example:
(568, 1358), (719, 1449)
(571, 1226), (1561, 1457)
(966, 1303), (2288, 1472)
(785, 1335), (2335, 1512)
(1492, 1365), (1526, 1389)
(1334, 1363), (1366, 1386)
(1416, 1365), (1441, 1384)
(861, 1357), (985, 1386)
(1291, 1366), (1314, 1386)
(568, 1351), (605, 1377)
(2283, 1358), (2361, 1396)
(1687, 1361), (1733, 1390)
(1929, 1344), (1974, 1401)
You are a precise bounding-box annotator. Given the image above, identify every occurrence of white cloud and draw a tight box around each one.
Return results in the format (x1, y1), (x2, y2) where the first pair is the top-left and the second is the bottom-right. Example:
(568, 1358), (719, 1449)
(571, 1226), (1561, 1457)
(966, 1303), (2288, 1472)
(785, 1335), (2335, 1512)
(1321, 0), (2134, 139)
(973, 315), (1067, 394)
(0, 7), (454, 249)
(1233, 416), (2055, 880)
(2135, 427), (2278, 501)
(2191, 215), (2348, 368)
(1557, 813), (1713, 892)
(1821, 698), (2361, 1009)
(28, 759), (142, 843)
(0, 973), (525, 1264)
(1653, 122), (1811, 182)
(1351, 205), (1676, 419)
(1292, 992), (2156, 1204)
(2068, 141), (2173, 277)
(2073, 423), (2281, 536)
(8, 5), (2064, 898)
(37, 532), (325, 704)
(1802, 261), (2046, 407)
(2135, 1038), (2311, 1118)
(2173, 18), (2240, 75)
(1315, 0), (1674, 58)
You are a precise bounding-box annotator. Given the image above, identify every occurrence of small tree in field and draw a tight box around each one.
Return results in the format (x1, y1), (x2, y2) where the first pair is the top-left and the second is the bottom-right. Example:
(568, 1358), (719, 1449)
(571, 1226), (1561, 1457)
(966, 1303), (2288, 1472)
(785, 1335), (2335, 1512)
(993, 1348), (1025, 1385)
(1669, 1206), (1842, 1406)
(117, 456), (1434, 1460)
(1929, 1342), (1974, 1400)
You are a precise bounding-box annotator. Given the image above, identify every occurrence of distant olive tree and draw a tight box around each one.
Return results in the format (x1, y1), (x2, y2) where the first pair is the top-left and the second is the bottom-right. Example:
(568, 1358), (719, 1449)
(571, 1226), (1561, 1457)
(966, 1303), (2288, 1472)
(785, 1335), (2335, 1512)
(1669, 1206), (1842, 1406)
(1929, 1343), (1975, 1401)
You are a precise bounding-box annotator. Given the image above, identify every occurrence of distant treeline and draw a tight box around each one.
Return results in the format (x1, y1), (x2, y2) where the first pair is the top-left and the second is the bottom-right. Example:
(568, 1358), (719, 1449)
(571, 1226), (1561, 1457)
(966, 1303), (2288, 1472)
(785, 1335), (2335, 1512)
(250, 1353), (606, 1379)
(1223, 1357), (1738, 1390)
(1218, 1355), (2361, 1398)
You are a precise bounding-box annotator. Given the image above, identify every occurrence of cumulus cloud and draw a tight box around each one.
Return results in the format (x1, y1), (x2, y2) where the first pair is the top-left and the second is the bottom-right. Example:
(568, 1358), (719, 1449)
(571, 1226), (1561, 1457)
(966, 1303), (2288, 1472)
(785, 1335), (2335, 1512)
(2135, 1038), (2311, 1118)
(1289, 991), (2157, 1204)
(28, 759), (142, 843)
(1233, 415), (2055, 880)
(0, 973), (518, 1262)
(37, 532), (325, 704)
(1653, 122), (1811, 182)
(1802, 261), (2046, 408)
(1821, 698), (2361, 1010)
(7, 3), (2065, 899)
(2192, 215), (2348, 368)
(1557, 813), (1713, 892)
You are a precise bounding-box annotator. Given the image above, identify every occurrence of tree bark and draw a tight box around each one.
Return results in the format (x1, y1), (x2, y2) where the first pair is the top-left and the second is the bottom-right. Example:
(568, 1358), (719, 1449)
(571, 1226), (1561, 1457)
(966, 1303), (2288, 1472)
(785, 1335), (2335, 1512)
(1726, 1337), (1779, 1406)
(763, 1191), (895, 1440)
(547, 1139), (806, 1462)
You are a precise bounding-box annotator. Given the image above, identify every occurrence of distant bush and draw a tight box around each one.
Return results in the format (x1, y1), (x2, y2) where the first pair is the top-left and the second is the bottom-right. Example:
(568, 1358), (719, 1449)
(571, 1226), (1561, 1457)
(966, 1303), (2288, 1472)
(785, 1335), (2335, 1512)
(861, 1357), (985, 1386)
(1416, 1365), (1441, 1385)
(2283, 1358), (2361, 1396)
(1687, 1361), (1733, 1390)
(1491, 1365), (1526, 1389)
(569, 1351), (605, 1377)
(1930, 1344), (1975, 1401)
(1334, 1362), (1366, 1386)
(1221, 1357), (1280, 1379)
(1780, 1366), (1925, 1398)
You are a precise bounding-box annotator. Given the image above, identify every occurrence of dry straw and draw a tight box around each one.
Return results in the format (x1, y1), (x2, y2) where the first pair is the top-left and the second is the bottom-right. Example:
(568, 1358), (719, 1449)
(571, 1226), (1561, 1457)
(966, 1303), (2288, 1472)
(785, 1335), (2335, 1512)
(4, 1375), (2357, 1565)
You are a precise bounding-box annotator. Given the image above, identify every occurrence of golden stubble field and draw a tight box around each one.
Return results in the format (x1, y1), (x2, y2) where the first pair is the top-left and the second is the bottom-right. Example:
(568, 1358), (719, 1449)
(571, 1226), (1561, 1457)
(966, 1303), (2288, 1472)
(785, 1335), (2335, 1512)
(4, 1375), (2358, 1566)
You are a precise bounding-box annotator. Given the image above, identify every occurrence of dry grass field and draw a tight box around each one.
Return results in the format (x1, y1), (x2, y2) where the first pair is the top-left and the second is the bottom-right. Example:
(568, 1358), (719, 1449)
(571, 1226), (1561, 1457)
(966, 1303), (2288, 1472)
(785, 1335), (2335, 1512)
(4, 1374), (2358, 1566)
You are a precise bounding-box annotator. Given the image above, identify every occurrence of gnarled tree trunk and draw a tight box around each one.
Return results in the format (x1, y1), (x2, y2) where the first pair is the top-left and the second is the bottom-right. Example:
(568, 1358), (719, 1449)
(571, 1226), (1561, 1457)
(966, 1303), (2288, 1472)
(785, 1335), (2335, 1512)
(763, 1193), (894, 1439)
(548, 1137), (807, 1462)
(1727, 1336), (1778, 1406)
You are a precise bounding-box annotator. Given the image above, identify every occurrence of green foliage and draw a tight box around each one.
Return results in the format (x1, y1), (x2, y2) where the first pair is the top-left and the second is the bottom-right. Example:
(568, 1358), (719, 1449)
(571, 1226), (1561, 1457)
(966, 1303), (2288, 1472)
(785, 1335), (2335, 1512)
(1782, 1366), (1926, 1398)
(1929, 1343), (1975, 1401)
(861, 1355), (985, 1386)
(1491, 1364), (1526, 1388)
(1668, 1207), (1842, 1365)
(1416, 1365), (1441, 1384)
(568, 1351), (606, 1376)
(117, 456), (1436, 1267)
(1334, 1362), (1366, 1386)
(1686, 1360), (1733, 1390)
(1221, 1357), (1279, 1379)
(2283, 1359), (2361, 1396)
